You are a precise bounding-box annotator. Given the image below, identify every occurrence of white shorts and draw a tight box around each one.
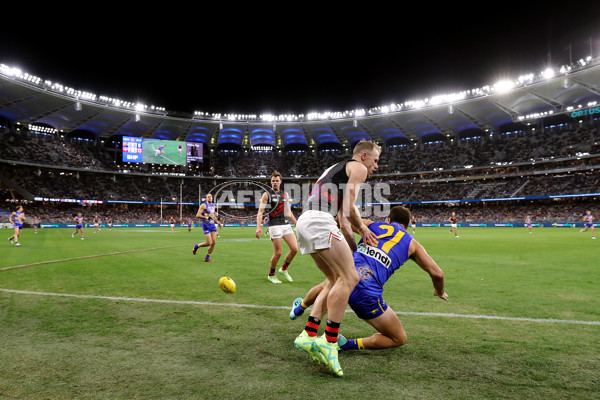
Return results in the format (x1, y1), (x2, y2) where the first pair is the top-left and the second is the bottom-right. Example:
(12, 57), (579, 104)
(451, 223), (457, 228)
(269, 224), (294, 240)
(295, 210), (344, 255)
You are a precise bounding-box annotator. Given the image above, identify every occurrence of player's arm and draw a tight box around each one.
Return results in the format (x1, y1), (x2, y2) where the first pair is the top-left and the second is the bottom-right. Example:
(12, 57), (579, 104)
(9, 212), (14, 224)
(196, 203), (207, 219)
(344, 162), (377, 245)
(409, 239), (448, 301)
(255, 192), (268, 238)
(284, 192), (297, 226)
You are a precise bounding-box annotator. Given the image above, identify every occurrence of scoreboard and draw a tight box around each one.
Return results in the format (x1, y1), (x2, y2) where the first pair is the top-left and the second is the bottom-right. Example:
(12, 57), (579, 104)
(121, 136), (203, 165)
(122, 136), (143, 163)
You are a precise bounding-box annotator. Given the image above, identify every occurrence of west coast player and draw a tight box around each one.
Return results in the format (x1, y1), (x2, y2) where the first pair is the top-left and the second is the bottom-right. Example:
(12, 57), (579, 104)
(256, 171), (298, 284)
(193, 194), (218, 262)
(580, 210), (595, 239)
(8, 205), (26, 246)
(72, 212), (85, 240)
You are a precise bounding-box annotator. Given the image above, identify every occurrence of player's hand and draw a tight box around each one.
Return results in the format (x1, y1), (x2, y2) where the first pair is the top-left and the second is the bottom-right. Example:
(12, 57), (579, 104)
(255, 229), (262, 239)
(434, 290), (448, 301)
(361, 225), (378, 246)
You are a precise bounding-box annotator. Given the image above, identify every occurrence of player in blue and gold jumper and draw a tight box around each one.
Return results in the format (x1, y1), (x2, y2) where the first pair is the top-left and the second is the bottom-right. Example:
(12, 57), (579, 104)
(193, 193), (218, 262)
(579, 210), (595, 239)
(292, 205), (447, 361)
(72, 212), (85, 240)
(8, 205), (26, 246)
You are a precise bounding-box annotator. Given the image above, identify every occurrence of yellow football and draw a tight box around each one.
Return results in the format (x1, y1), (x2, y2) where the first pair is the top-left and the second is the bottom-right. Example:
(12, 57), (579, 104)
(219, 276), (236, 294)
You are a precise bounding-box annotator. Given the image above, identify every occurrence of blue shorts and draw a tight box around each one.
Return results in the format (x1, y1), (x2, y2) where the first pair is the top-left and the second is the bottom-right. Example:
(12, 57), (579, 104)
(76, 224), (82, 230)
(348, 290), (388, 320)
(15, 223), (23, 230)
(585, 223), (593, 228)
(203, 223), (217, 235)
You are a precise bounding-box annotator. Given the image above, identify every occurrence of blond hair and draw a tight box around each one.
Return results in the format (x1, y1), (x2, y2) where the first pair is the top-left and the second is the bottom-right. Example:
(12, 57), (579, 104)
(352, 139), (381, 156)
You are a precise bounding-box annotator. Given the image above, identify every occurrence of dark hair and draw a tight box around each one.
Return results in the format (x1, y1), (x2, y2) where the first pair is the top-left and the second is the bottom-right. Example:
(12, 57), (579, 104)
(388, 205), (411, 227)
(271, 171), (282, 179)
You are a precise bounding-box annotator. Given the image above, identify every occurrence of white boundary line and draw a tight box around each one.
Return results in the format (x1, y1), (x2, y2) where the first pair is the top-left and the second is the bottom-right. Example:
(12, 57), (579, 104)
(1, 288), (598, 326)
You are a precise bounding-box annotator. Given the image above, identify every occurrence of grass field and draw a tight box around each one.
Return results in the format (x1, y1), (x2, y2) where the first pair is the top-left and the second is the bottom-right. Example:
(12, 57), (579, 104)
(142, 139), (186, 165)
(1, 225), (599, 399)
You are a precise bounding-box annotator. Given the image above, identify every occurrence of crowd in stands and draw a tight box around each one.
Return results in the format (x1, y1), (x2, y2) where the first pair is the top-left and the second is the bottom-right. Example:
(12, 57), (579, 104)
(1, 119), (599, 225)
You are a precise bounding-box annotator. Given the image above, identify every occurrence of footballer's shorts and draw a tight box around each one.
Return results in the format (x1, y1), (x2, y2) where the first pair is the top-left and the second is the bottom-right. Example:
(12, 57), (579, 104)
(348, 289), (388, 320)
(295, 210), (344, 255)
(451, 223), (457, 229)
(203, 222), (217, 235)
(268, 224), (294, 240)
(585, 223), (594, 228)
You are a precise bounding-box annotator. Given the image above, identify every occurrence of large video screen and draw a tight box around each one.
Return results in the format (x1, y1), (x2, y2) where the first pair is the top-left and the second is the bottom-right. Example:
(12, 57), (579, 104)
(142, 139), (187, 165)
(122, 136), (143, 163)
(186, 142), (203, 163)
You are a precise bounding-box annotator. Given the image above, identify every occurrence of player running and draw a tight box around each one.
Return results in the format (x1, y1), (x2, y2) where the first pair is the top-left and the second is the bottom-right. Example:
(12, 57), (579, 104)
(525, 215), (533, 234)
(292, 206), (447, 360)
(448, 211), (459, 238)
(8, 205), (26, 246)
(33, 216), (40, 234)
(193, 194), (218, 262)
(72, 212), (85, 240)
(580, 210), (595, 239)
(255, 171), (298, 284)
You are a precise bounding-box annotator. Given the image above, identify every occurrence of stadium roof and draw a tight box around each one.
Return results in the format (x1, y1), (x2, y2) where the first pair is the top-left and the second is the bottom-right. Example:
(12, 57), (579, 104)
(1, 61), (600, 150)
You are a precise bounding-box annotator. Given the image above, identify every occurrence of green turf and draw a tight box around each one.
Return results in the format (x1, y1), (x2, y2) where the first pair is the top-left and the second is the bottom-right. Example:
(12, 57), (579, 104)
(1, 226), (598, 399)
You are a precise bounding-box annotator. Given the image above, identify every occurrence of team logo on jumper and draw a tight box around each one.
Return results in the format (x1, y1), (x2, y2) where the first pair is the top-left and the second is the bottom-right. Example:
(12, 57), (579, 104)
(356, 243), (391, 268)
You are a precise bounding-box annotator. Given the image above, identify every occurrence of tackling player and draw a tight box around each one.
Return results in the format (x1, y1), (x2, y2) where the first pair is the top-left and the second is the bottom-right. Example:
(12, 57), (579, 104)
(255, 171), (298, 284)
(193, 194), (218, 262)
(292, 205), (447, 359)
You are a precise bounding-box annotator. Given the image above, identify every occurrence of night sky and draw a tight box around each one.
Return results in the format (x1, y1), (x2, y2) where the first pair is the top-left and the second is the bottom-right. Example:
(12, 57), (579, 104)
(2, 6), (600, 116)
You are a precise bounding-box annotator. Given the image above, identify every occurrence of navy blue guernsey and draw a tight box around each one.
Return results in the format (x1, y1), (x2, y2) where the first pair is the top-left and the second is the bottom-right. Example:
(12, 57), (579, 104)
(305, 159), (356, 217)
(352, 221), (413, 297)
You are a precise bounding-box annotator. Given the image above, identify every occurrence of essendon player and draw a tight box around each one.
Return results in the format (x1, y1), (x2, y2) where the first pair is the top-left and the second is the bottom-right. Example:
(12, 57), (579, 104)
(256, 171), (298, 283)
(448, 211), (459, 238)
(293, 139), (380, 376)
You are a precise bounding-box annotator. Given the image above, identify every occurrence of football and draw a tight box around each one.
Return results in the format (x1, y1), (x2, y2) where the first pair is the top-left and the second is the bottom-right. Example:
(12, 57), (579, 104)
(219, 276), (236, 294)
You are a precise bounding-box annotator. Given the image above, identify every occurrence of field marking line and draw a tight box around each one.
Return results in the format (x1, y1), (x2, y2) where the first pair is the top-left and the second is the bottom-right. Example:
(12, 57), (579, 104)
(1, 288), (599, 326)
(0, 244), (191, 272)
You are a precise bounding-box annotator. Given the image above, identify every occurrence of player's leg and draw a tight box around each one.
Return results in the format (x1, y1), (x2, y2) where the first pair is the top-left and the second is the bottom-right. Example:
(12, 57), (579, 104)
(278, 232), (298, 282)
(205, 230), (217, 261)
(343, 306), (407, 350)
(290, 280), (325, 319)
(268, 237), (283, 283)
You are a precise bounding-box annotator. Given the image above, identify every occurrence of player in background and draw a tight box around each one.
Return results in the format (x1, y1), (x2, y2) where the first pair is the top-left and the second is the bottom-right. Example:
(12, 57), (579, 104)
(33, 215), (40, 234)
(291, 206), (447, 356)
(256, 171), (298, 284)
(525, 215), (533, 234)
(72, 212), (85, 240)
(93, 215), (100, 234)
(293, 139), (380, 376)
(187, 217), (193, 233)
(410, 214), (417, 234)
(169, 217), (176, 233)
(107, 217), (113, 231)
(178, 143), (183, 156)
(8, 205), (26, 246)
(193, 193), (218, 262)
(448, 212), (459, 238)
(579, 210), (595, 239)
